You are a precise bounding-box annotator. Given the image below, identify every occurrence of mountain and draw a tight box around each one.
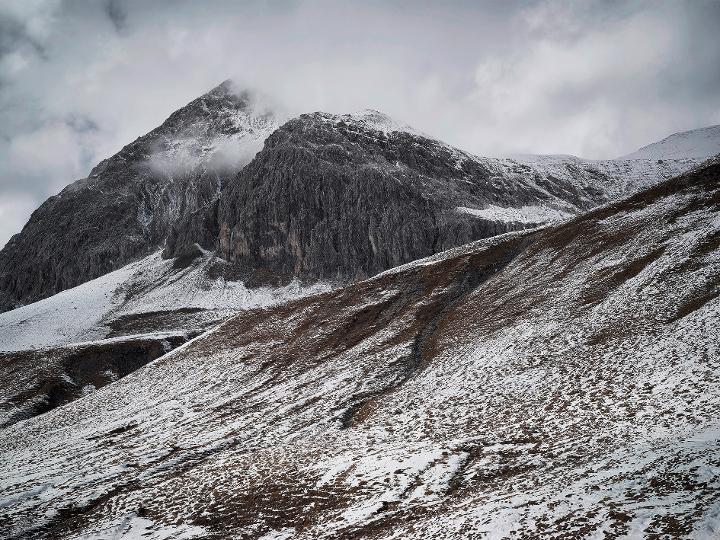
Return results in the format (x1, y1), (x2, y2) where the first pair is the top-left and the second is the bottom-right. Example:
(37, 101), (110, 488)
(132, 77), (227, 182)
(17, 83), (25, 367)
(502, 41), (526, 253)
(1, 158), (718, 539)
(0, 81), (711, 313)
(0, 81), (279, 312)
(620, 124), (720, 160)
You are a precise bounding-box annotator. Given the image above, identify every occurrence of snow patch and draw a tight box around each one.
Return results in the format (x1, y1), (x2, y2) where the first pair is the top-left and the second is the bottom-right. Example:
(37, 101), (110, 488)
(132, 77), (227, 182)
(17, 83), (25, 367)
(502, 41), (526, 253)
(457, 204), (574, 224)
(0, 250), (331, 352)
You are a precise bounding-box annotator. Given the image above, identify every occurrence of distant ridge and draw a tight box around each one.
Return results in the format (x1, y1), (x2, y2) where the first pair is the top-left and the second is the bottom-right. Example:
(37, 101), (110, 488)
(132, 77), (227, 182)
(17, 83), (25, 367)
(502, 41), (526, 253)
(619, 124), (720, 160)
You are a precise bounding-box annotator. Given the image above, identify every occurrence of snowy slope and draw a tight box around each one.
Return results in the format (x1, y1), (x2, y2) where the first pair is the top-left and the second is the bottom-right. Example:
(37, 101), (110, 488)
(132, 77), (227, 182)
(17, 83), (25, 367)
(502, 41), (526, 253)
(1, 161), (718, 538)
(321, 109), (426, 137)
(457, 204), (574, 224)
(0, 250), (330, 352)
(499, 152), (698, 201)
(620, 124), (720, 160)
(0, 262), (137, 351)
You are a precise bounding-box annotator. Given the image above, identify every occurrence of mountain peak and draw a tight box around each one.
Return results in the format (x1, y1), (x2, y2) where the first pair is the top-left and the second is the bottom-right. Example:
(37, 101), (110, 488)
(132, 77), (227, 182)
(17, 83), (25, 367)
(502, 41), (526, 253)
(0, 81), (281, 311)
(619, 124), (720, 160)
(92, 80), (279, 178)
(347, 109), (417, 134)
(310, 108), (424, 138)
(351, 108), (394, 123)
(208, 78), (236, 94)
(201, 79), (250, 103)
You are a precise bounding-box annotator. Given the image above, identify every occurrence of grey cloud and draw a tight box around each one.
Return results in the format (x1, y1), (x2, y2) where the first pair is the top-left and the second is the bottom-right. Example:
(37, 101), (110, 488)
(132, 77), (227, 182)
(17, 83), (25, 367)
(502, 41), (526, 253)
(105, 0), (127, 33)
(65, 114), (100, 134)
(0, 17), (44, 59)
(0, 0), (719, 247)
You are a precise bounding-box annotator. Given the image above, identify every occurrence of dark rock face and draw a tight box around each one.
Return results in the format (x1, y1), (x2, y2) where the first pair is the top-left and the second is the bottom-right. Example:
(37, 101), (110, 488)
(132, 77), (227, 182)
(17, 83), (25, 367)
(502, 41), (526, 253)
(0, 81), (277, 312)
(180, 112), (588, 284)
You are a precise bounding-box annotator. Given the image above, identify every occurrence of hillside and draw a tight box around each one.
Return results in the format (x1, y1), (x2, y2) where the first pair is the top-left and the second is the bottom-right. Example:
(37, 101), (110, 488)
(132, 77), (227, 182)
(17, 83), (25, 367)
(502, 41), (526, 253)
(1, 159), (718, 539)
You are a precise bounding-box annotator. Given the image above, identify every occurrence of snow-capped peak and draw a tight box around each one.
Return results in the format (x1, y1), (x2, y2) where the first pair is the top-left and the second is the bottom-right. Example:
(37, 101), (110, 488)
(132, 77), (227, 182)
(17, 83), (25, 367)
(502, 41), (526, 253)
(142, 83), (281, 175)
(619, 124), (720, 160)
(319, 109), (425, 137)
(347, 109), (412, 133)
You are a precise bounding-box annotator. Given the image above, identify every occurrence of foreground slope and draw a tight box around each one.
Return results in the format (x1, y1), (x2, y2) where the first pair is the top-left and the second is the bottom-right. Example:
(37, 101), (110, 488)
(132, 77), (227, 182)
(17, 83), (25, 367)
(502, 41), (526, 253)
(1, 159), (718, 538)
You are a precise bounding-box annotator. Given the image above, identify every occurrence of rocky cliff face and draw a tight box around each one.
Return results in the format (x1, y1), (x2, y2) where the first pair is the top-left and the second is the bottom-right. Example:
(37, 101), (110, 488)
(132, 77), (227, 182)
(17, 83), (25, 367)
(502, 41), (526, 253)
(0, 81), (278, 311)
(169, 109), (700, 285)
(206, 111), (546, 283)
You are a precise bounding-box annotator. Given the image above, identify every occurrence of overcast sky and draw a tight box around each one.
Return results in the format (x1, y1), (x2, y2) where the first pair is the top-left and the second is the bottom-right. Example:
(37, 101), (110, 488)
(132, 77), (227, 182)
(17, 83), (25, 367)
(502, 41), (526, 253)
(1, 0), (719, 247)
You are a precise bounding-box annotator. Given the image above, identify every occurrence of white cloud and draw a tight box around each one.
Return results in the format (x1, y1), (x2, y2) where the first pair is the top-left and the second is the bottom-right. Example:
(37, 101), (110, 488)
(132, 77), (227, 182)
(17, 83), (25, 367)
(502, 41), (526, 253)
(0, 193), (39, 248)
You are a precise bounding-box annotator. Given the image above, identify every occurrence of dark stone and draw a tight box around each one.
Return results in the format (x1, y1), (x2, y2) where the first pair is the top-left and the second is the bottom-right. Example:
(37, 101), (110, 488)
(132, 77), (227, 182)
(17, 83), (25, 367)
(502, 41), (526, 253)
(172, 243), (205, 269)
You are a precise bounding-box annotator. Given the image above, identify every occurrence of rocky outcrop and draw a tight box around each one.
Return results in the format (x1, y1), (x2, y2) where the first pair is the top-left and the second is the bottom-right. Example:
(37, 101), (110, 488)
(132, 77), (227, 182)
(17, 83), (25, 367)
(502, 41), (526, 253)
(170, 111), (698, 285)
(0, 332), (193, 428)
(208, 112), (533, 284)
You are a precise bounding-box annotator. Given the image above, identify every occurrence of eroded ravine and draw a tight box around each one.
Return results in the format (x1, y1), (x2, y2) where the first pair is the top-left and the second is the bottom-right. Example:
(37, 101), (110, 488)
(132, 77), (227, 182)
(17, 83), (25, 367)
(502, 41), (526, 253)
(0, 332), (197, 429)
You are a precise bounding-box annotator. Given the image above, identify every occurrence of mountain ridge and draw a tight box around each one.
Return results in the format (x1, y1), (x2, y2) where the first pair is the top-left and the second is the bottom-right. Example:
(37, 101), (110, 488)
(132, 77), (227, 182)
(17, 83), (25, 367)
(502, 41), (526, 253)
(1, 81), (717, 314)
(619, 124), (720, 160)
(166, 106), (709, 285)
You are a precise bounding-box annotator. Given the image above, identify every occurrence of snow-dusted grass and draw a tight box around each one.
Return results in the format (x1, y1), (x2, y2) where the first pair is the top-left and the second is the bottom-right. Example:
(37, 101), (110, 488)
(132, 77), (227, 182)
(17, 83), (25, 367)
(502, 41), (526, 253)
(1, 168), (718, 538)
(1, 114), (718, 539)
(0, 250), (331, 352)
